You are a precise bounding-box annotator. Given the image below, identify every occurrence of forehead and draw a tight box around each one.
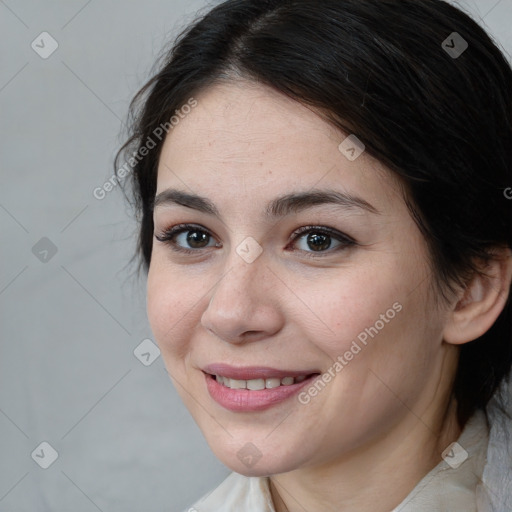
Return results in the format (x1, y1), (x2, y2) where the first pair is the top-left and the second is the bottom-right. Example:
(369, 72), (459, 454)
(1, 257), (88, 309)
(156, 81), (402, 211)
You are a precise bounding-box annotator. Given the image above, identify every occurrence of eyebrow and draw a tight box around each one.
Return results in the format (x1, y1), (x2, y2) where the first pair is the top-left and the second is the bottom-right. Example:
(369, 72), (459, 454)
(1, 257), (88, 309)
(152, 188), (380, 219)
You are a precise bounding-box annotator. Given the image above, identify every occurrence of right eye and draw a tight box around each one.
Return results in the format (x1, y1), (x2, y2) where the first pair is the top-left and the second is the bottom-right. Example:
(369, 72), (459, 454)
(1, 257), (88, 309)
(154, 223), (221, 254)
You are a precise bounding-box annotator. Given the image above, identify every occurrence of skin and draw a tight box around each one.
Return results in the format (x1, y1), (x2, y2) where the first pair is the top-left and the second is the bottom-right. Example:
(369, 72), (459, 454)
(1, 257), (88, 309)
(146, 80), (512, 512)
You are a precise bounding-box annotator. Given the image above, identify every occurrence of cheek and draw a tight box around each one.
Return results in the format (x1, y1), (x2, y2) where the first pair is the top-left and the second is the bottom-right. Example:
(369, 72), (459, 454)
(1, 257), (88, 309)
(302, 264), (408, 357)
(300, 247), (438, 402)
(146, 259), (200, 360)
(317, 270), (442, 421)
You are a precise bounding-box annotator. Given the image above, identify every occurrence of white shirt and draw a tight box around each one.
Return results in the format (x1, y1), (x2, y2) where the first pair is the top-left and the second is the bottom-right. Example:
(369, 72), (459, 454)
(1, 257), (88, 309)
(184, 410), (491, 511)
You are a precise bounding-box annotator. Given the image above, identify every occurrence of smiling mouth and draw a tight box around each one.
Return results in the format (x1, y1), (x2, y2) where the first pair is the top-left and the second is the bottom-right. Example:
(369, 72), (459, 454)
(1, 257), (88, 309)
(203, 367), (322, 412)
(204, 372), (320, 390)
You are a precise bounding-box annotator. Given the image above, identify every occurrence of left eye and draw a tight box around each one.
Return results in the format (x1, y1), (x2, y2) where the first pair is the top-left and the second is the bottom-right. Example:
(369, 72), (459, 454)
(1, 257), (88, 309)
(154, 224), (356, 257)
(289, 226), (356, 257)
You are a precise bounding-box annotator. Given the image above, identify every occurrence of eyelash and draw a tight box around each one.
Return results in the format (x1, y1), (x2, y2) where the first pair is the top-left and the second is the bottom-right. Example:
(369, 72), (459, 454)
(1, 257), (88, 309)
(154, 223), (356, 259)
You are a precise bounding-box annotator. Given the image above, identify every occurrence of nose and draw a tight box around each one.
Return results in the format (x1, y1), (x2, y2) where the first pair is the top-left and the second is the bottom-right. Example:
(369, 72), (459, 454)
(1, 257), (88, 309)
(200, 250), (284, 345)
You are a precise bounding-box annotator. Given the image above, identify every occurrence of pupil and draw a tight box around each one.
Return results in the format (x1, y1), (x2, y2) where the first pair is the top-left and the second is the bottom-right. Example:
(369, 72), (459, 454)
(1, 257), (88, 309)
(308, 233), (330, 251)
(187, 231), (208, 248)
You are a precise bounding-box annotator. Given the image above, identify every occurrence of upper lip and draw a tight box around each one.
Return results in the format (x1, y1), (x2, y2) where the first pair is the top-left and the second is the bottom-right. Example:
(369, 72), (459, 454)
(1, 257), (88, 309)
(202, 363), (320, 380)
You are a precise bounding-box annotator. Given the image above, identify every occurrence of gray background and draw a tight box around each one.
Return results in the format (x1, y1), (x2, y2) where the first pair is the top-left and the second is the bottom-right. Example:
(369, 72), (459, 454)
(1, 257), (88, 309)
(0, 1), (510, 511)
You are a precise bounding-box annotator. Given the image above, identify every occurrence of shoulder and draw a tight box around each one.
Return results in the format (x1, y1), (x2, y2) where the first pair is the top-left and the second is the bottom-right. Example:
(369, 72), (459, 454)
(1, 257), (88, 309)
(481, 381), (512, 511)
(183, 471), (276, 512)
(393, 409), (491, 511)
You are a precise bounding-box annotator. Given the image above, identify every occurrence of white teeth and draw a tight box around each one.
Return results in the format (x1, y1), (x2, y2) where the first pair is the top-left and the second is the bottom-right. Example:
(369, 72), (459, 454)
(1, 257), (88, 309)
(247, 378), (266, 390)
(229, 378), (247, 389)
(265, 378), (281, 389)
(215, 374), (309, 390)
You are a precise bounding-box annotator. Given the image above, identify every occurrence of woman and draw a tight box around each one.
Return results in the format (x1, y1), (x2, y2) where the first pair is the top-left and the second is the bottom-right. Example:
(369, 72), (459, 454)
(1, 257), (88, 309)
(115, 0), (512, 510)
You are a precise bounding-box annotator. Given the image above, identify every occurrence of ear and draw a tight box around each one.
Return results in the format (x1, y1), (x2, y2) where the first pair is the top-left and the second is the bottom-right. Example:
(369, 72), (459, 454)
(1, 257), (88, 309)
(443, 248), (512, 345)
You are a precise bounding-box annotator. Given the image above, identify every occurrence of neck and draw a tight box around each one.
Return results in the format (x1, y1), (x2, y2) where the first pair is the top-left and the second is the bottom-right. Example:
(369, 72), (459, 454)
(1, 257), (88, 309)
(270, 398), (462, 512)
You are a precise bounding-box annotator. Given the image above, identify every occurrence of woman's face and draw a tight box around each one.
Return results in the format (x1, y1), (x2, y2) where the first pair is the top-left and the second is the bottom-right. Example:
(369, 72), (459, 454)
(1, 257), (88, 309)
(147, 81), (455, 476)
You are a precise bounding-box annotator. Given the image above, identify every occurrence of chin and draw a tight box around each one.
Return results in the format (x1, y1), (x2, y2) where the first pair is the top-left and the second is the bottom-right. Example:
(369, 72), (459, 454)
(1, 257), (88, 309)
(214, 446), (303, 477)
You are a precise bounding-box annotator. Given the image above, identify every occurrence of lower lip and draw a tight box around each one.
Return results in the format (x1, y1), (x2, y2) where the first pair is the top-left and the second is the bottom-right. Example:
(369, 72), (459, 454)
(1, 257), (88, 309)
(204, 373), (318, 412)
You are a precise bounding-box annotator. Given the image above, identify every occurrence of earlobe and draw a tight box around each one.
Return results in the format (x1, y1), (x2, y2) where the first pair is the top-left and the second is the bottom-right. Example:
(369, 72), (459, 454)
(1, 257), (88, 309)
(443, 249), (512, 345)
